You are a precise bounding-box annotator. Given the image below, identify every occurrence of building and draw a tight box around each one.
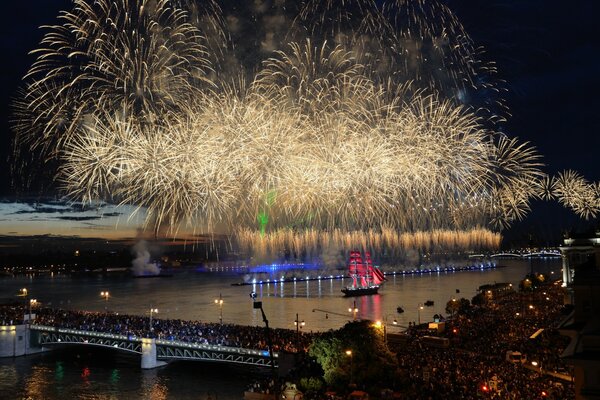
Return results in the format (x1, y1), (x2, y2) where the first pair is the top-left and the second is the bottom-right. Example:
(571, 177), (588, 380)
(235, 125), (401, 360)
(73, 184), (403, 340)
(559, 231), (600, 399)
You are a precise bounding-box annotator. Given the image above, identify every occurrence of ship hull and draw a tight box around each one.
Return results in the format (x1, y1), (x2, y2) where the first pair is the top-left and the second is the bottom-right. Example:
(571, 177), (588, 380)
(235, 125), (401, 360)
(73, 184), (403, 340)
(341, 285), (379, 297)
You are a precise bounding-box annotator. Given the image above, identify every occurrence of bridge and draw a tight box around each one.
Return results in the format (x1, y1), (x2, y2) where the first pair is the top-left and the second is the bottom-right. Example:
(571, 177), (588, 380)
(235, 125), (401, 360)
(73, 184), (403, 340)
(484, 251), (562, 259)
(1, 324), (279, 369)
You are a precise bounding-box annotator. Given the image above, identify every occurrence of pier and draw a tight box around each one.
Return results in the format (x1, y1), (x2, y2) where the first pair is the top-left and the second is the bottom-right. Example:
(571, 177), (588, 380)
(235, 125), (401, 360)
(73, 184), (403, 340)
(232, 262), (498, 286)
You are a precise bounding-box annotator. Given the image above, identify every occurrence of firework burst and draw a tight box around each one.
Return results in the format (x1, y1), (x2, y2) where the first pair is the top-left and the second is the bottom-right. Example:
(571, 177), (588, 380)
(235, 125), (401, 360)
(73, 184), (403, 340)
(13, 0), (556, 257)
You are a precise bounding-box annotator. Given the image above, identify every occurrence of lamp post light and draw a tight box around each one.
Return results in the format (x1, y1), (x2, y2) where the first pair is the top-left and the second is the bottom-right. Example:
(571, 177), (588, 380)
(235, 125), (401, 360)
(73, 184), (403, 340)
(374, 319), (387, 344)
(417, 304), (424, 325)
(149, 308), (158, 333)
(19, 288), (31, 321)
(294, 313), (305, 352)
(374, 319), (383, 333)
(29, 299), (37, 319)
(214, 293), (224, 324)
(346, 350), (353, 385)
(348, 300), (358, 321)
(100, 291), (109, 310)
(381, 316), (398, 345)
(451, 298), (457, 320)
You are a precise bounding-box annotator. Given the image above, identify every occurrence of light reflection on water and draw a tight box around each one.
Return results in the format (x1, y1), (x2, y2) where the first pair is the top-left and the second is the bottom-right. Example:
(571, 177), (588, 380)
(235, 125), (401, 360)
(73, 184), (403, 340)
(1, 348), (256, 400)
(0, 258), (561, 399)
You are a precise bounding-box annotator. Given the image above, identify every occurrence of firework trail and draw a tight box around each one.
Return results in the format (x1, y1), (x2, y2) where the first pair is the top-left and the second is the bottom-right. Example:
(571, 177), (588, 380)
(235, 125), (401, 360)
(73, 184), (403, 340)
(12, 0), (576, 259)
(15, 0), (214, 157)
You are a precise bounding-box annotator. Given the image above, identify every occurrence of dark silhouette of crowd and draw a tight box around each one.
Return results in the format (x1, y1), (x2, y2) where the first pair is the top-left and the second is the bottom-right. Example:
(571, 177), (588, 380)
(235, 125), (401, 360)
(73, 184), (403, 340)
(0, 303), (23, 326)
(0, 278), (575, 399)
(0, 304), (313, 354)
(392, 280), (574, 399)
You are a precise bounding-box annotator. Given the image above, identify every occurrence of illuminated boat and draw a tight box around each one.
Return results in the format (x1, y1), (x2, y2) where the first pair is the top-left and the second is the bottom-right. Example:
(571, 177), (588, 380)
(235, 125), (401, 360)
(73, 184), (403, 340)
(341, 251), (385, 297)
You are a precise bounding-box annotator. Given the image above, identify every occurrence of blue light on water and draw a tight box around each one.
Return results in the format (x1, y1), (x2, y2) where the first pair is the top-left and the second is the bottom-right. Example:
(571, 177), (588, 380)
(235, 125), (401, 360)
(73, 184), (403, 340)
(247, 263), (319, 273)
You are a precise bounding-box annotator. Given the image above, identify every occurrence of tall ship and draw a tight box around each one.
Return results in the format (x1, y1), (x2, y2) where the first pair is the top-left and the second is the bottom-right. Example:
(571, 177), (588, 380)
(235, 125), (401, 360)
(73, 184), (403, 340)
(341, 250), (386, 296)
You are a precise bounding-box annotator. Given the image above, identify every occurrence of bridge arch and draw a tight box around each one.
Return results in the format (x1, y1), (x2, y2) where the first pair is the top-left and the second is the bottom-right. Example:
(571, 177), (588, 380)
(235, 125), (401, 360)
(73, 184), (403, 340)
(29, 325), (278, 369)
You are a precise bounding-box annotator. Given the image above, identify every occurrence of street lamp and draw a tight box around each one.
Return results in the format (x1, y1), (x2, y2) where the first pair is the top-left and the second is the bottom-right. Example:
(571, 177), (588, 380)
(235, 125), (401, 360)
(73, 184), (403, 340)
(417, 304), (424, 325)
(18, 288), (31, 321)
(346, 350), (353, 384)
(149, 308), (158, 333)
(348, 300), (358, 321)
(214, 293), (224, 324)
(450, 298), (457, 320)
(252, 299), (278, 400)
(373, 320), (387, 344)
(100, 291), (109, 310)
(294, 313), (305, 352)
(381, 316), (398, 345)
(29, 299), (37, 320)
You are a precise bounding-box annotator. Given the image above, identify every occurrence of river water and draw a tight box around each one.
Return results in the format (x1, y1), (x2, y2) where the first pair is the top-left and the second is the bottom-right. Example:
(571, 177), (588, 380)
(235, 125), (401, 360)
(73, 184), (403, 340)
(0, 258), (561, 399)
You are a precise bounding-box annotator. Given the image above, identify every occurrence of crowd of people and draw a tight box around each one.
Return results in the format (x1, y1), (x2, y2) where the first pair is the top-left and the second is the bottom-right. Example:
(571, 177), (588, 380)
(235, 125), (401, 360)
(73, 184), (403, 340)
(0, 278), (576, 398)
(393, 280), (574, 399)
(0, 303), (24, 326)
(0, 304), (313, 354)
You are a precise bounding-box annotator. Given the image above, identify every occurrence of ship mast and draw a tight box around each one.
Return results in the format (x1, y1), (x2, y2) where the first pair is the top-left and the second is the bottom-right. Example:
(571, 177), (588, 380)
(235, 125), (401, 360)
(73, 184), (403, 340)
(364, 251), (373, 286)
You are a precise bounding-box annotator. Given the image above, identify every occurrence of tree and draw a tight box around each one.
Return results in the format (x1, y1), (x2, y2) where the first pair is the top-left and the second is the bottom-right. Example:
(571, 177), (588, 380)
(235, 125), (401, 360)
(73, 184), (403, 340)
(308, 320), (398, 393)
(299, 377), (324, 399)
(520, 273), (546, 291)
(445, 297), (471, 316)
(471, 293), (486, 307)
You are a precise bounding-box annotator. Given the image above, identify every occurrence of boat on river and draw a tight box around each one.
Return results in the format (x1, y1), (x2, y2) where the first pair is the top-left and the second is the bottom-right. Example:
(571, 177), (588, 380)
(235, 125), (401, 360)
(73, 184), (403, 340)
(341, 251), (385, 297)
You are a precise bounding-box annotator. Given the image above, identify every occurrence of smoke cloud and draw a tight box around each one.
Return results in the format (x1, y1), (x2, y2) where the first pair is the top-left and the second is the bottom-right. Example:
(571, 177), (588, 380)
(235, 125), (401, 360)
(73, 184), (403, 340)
(131, 240), (161, 276)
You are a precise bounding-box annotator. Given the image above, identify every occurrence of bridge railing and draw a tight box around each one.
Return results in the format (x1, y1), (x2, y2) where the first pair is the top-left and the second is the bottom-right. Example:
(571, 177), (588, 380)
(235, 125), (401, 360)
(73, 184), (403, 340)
(155, 338), (278, 359)
(31, 324), (278, 359)
(32, 324), (138, 342)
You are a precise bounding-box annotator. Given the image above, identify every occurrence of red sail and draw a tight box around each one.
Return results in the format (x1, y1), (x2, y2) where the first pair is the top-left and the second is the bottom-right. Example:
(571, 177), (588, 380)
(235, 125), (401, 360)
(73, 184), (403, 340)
(372, 267), (385, 284)
(349, 250), (361, 287)
(348, 250), (384, 287)
(365, 251), (385, 284)
(348, 251), (360, 276)
(355, 252), (366, 287)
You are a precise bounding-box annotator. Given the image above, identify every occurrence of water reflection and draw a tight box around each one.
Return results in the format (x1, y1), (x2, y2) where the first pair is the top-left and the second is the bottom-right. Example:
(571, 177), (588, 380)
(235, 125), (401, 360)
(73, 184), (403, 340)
(0, 349), (255, 400)
(0, 258), (561, 399)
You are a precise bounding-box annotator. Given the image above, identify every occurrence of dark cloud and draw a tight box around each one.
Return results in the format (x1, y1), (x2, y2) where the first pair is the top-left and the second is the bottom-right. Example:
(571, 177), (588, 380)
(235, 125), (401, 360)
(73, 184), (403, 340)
(13, 206), (72, 215)
(4, 199), (122, 219)
(101, 212), (123, 217)
(55, 216), (103, 222)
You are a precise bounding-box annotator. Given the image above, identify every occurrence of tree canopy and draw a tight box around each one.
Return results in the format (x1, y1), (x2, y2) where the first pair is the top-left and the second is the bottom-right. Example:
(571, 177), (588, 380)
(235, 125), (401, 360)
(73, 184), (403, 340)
(308, 320), (398, 393)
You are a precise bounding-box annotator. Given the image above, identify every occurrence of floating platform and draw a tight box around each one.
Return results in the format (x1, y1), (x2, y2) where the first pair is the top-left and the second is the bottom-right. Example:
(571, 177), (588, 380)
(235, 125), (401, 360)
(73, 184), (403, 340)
(231, 263), (499, 286)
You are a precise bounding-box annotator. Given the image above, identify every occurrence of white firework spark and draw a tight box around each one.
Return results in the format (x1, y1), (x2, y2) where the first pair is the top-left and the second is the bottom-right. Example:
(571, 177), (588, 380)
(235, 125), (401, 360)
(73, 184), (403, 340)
(12, 0), (561, 257)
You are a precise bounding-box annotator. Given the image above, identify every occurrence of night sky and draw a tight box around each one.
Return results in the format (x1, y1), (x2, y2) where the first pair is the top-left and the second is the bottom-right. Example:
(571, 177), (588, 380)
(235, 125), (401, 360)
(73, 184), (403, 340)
(0, 1), (598, 247)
